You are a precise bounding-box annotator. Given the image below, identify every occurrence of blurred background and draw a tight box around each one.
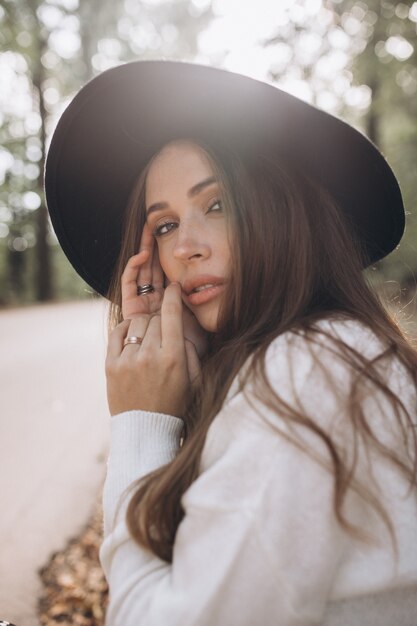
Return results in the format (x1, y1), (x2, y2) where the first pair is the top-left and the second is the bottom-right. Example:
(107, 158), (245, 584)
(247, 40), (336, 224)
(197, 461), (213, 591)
(1, 0), (417, 307)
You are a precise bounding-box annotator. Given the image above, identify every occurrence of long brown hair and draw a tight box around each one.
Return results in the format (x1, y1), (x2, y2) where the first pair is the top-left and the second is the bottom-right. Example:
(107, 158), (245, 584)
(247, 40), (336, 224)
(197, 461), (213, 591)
(107, 138), (417, 564)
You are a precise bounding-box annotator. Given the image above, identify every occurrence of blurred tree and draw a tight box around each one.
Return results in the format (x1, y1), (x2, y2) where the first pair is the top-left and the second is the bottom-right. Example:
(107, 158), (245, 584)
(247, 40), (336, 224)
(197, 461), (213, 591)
(261, 0), (417, 287)
(328, 0), (417, 286)
(0, 0), (213, 305)
(0, 0), (80, 303)
(261, 2), (343, 109)
(31, 1), (52, 301)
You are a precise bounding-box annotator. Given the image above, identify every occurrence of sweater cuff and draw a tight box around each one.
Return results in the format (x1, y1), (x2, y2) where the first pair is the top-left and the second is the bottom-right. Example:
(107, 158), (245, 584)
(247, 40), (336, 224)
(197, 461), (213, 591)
(111, 408), (184, 444)
(109, 409), (184, 470)
(103, 410), (184, 536)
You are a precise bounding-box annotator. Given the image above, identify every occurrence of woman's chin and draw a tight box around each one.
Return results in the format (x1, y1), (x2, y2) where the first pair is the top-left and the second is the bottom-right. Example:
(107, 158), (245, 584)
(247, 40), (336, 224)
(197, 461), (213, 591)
(200, 320), (218, 333)
(187, 305), (219, 334)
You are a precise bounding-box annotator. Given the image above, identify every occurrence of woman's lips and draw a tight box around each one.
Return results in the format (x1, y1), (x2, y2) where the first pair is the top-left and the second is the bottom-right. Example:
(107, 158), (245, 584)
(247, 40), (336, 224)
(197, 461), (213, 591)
(183, 283), (225, 306)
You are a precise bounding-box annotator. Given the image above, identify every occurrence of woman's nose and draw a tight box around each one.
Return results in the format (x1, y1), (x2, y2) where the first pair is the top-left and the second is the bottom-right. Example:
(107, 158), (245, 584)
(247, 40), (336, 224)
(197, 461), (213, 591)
(173, 221), (211, 262)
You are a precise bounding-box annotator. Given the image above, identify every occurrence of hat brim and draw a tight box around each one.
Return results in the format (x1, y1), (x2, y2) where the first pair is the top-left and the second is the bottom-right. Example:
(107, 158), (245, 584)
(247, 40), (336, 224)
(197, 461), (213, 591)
(45, 59), (405, 297)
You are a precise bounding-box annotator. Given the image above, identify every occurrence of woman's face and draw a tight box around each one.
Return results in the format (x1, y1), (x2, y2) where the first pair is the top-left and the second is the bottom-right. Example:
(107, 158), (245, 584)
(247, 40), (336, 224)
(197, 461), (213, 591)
(145, 140), (231, 333)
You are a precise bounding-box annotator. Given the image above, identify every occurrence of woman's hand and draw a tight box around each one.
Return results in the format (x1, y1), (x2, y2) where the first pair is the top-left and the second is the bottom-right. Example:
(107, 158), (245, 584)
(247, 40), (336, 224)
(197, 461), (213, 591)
(106, 283), (200, 417)
(121, 222), (208, 359)
(121, 223), (164, 319)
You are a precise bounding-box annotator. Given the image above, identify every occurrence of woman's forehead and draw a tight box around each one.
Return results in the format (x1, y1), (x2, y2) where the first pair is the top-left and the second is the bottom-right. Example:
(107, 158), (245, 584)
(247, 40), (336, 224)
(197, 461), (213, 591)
(153, 139), (210, 167)
(146, 140), (214, 192)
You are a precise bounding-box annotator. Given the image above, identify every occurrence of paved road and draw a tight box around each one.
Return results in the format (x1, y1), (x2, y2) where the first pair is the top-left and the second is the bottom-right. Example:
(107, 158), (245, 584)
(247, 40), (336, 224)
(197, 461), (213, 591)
(0, 299), (110, 626)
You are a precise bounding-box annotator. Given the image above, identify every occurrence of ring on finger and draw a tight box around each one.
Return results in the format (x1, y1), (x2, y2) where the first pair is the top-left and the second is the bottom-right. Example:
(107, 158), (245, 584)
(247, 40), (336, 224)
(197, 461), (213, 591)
(123, 335), (143, 347)
(137, 283), (155, 296)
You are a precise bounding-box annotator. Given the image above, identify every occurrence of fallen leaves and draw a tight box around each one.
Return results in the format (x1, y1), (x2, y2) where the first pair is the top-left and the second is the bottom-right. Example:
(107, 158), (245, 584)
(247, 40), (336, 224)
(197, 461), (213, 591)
(37, 493), (108, 626)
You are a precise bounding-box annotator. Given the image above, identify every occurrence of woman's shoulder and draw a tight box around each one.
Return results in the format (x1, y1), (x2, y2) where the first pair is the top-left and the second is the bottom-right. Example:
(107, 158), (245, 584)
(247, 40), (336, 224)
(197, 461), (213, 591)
(229, 313), (411, 413)
(248, 314), (402, 411)
(265, 314), (389, 368)
(283, 312), (386, 343)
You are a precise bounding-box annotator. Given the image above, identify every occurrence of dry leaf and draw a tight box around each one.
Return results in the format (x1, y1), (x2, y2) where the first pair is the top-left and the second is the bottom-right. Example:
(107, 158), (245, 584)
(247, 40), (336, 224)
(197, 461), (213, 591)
(37, 492), (109, 626)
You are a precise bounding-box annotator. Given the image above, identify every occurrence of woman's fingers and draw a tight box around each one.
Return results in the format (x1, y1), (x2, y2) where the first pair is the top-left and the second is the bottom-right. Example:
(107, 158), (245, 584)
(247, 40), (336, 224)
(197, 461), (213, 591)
(106, 319), (131, 360)
(121, 223), (167, 320)
(107, 315), (153, 362)
(121, 250), (150, 301)
(160, 283), (185, 354)
(151, 240), (165, 291)
(139, 313), (162, 352)
(136, 222), (155, 288)
(185, 339), (202, 390)
(121, 315), (152, 353)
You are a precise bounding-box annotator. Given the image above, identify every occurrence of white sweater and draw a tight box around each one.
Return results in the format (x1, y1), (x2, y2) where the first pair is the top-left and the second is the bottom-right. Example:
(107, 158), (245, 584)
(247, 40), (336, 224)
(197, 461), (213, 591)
(99, 317), (417, 625)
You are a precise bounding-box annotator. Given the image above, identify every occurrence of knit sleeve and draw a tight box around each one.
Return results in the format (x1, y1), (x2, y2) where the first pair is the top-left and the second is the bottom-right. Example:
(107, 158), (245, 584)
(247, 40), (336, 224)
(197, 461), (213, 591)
(101, 410), (184, 538)
(99, 326), (368, 626)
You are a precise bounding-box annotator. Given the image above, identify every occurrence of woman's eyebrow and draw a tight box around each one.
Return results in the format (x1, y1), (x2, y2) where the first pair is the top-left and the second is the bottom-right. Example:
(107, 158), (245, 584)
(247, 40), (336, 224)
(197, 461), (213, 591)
(187, 175), (217, 198)
(146, 176), (218, 219)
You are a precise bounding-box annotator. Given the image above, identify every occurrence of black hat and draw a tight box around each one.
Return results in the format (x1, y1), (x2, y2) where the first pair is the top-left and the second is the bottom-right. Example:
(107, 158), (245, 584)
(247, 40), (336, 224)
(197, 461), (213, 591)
(45, 59), (405, 298)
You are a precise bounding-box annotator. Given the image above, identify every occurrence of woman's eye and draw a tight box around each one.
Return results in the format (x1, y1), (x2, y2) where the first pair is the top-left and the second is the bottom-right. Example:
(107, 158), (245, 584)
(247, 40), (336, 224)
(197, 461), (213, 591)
(208, 199), (222, 212)
(153, 222), (177, 237)
(152, 200), (223, 237)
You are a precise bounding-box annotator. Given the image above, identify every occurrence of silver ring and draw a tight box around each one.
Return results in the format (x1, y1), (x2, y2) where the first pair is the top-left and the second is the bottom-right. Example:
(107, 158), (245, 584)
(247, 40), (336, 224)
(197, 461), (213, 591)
(137, 283), (155, 296)
(123, 336), (143, 347)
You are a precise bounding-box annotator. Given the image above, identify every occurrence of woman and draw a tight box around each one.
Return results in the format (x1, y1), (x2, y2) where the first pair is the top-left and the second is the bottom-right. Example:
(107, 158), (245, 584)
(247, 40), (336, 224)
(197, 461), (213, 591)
(45, 61), (417, 625)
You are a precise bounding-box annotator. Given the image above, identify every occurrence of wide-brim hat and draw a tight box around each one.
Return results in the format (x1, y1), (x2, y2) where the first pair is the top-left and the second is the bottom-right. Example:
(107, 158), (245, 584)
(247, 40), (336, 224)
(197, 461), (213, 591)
(45, 59), (405, 298)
